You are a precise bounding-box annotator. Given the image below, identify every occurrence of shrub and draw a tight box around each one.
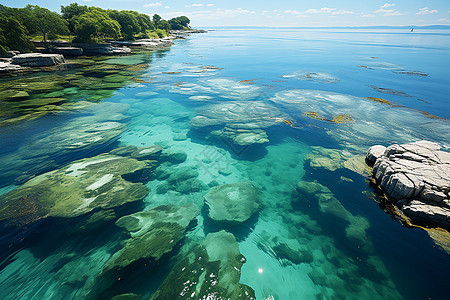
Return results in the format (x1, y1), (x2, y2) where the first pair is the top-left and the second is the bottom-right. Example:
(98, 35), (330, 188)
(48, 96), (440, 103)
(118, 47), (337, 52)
(155, 29), (167, 38)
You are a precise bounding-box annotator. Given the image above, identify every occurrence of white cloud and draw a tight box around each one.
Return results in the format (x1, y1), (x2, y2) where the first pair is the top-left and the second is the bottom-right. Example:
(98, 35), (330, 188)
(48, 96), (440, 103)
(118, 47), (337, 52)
(438, 18), (450, 23)
(144, 2), (162, 7)
(215, 8), (256, 17)
(186, 4), (204, 7)
(362, 14), (376, 18)
(301, 7), (353, 15)
(416, 7), (438, 15)
(305, 7), (336, 14)
(374, 4), (403, 16)
(381, 3), (395, 9)
(206, 4), (214, 7)
(332, 10), (354, 15)
(285, 10), (301, 15)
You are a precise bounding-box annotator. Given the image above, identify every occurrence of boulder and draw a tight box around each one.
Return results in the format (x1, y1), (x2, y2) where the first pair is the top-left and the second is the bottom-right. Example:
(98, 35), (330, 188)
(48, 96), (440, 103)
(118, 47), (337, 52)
(367, 140), (450, 228)
(0, 153), (151, 225)
(304, 146), (371, 176)
(0, 61), (23, 73)
(151, 230), (255, 300)
(104, 204), (199, 271)
(11, 53), (65, 67)
(366, 145), (386, 166)
(211, 127), (269, 146)
(205, 182), (261, 223)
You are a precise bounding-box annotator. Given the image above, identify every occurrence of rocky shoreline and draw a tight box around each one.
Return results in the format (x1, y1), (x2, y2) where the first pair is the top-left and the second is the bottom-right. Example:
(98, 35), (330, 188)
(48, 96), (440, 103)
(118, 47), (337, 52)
(366, 140), (450, 229)
(0, 30), (206, 75)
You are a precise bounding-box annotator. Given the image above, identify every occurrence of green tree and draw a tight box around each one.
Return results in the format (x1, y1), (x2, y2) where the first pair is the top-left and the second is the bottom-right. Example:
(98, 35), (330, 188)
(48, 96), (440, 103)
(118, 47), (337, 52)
(25, 5), (69, 42)
(108, 10), (140, 40)
(73, 8), (121, 42)
(179, 16), (190, 27)
(168, 18), (182, 30)
(157, 19), (171, 31)
(168, 16), (190, 30)
(25, 4), (69, 42)
(61, 2), (88, 19)
(61, 2), (89, 33)
(137, 13), (154, 31)
(152, 14), (161, 27)
(0, 14), (35, 54)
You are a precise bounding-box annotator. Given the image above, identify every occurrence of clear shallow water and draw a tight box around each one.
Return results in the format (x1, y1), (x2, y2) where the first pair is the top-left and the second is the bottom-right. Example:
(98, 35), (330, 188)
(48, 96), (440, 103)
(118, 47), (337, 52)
(0, 28), (449, 299)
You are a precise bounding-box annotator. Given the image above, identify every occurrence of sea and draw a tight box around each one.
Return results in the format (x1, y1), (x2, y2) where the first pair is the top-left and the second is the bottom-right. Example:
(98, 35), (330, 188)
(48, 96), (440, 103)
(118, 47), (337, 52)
(0, 27), (449, 300)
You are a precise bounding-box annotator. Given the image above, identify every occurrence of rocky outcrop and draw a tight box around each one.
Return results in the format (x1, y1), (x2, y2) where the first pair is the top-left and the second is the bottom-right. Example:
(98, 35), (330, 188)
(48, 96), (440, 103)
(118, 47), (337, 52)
(47, 47), (83, 56)
(111, 38), (174, 48)
(0, 60), (23, 73)
(104, 204), (199, 271)
(74, 43), (131, 55)
(151, 230), (255, 300)
(205, 182), (261, 223)
(11, 53), (65, 67)
(0, 151), (153, 225)
(190, 100), (286, 146)
(366, 140), (450, 228)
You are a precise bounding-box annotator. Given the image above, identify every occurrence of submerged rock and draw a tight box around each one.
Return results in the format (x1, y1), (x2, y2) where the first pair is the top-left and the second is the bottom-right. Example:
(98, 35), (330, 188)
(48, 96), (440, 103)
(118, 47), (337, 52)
(104, 204), (199, 271)
(368, 85), (413, 97)
(0, 103), (129, 186)
(110, 145), (163, 160)
(190, 101), (285, 146)
(270, 90), (450, 153)
(170, 78), (261, 100)
(304, 146), (370, 176)
(211, 126), (269, 146)
(205, 182), (261, 223)
(367, 140), (450, 228)
(0, 153), (151, 225)
(152, 230), (255, 299)
(281, 71), (339, 83)
(294, 180), (370, 245)
(111, 294), (141, 300)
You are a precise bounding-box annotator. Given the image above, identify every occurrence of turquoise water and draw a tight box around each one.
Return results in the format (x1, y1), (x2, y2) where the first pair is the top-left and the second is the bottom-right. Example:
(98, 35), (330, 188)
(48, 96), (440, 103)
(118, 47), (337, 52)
(0, 28), (449, 299)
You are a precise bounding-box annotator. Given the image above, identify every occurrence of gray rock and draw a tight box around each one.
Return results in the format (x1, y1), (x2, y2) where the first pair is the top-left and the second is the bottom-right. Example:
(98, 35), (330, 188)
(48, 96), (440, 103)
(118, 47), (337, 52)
(367, 140), (450, 228)
(11, 53), (65, 67)
(0, 153), (150, 225)
(366, 145), (386, 166)
(211, 126), (269, 146)
(402, 200), (450, 225)
(205, 182), (261, 223)
(49, 47), (83, 56)
(0, 61), (23, 73)
(104, 204), (199, 271)
(74, 43), (131, 56)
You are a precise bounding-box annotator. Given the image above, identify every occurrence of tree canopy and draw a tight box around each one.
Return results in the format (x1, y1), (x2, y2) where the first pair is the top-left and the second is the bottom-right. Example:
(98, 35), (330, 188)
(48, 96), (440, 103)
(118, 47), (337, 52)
(168, 16), (190, 30)
(0, 2), (194, 53)
(25, 5), (69, 42)
(0, 16), (35, 54)
(73, 8), (121, 43)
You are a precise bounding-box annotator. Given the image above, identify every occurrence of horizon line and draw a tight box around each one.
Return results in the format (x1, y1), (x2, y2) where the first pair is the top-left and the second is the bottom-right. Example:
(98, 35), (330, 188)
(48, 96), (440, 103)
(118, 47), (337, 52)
(196, 25), (450, 29)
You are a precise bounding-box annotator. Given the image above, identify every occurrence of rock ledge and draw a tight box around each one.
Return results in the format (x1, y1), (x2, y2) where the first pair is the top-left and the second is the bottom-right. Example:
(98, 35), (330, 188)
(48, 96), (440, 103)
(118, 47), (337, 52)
(366, 140), (450, 228)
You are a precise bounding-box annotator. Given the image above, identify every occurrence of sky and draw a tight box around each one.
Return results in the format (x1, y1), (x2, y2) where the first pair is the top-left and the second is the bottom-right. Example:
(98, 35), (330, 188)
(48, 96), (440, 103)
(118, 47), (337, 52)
(2, 0), (450, 27)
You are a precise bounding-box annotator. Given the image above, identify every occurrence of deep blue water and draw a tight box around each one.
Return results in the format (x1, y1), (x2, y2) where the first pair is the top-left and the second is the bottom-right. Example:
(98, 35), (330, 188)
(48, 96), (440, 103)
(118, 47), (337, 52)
(0, 28), (449, 300)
